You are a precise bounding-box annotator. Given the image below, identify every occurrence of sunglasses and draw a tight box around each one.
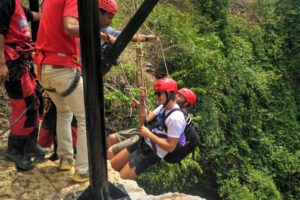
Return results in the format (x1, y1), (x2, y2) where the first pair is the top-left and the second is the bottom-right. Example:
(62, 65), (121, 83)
(154, 91), (164, 97)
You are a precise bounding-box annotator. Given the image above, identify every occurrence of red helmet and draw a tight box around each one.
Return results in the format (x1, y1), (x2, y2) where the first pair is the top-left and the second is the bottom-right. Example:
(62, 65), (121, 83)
(154, 78), (178, 93)
(177, 88), (197, 106)
(99, 0), (118, 15)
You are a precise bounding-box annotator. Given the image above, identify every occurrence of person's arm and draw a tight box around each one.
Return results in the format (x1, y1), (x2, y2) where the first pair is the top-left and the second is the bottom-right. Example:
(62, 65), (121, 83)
(102, 27), (159, 43)
(131, 34), (159, 42)
(0, 34), (9, 83)
(139, 126), (179, 152)
(22, 6), (40, 21)
(63, 16), (80, 37)
(63, 0), (80, 37)
(0, 0), (14, 34)
(31, 11), (40, 21)
(100, 31), (117, 43)
(137, 104), (156, 125)
(134, 87), (157, 124)
(0, 0), (14, 83)
(102, 27), (120, 37)
(140, 110), (186, 152)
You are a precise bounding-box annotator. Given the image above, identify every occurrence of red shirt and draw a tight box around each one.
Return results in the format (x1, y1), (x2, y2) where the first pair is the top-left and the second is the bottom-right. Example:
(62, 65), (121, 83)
(36, 0), (80, 69)
(1, 0), (33, 60)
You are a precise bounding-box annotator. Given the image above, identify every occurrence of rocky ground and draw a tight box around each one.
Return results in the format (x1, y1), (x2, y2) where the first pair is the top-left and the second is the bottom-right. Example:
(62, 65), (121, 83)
(0, 86), (204, 200)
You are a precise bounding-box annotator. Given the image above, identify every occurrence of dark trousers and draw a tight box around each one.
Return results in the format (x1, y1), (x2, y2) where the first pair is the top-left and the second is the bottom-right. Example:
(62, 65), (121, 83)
(5, 58), (39, 136)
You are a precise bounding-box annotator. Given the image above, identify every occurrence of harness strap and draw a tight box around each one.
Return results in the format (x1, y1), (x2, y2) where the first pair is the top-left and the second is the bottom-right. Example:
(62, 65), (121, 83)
(6, 43), (35, 61)
(44, 88), (56, 93)
(149, 108), (182, 153)
(162, 108), (182, 131)
(32, 50), (44, 80)
(44, 69), (81, 97)
(61, 69), (81, 97)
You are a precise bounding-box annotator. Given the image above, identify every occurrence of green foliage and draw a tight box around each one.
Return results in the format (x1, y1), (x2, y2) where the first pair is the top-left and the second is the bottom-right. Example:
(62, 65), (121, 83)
(220, 177), (255, 200)
(137, 150), (203, 194)
(106, 0), (300, 199)
(220, 169), (281, 200)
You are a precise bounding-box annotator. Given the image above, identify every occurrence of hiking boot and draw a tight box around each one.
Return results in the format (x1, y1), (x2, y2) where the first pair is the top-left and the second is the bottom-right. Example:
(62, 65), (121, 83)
(59, 157), (74, 171)
(5, 135), (35, 170)
(73, 148), (77, 159)
(72, 170), (89, 183)
(24, 128), (47, 161)
(48, 152), (59, 161)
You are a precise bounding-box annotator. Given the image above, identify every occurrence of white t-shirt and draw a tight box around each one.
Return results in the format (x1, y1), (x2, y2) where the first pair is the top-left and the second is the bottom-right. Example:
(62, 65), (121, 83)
(145, 104), (186, 158)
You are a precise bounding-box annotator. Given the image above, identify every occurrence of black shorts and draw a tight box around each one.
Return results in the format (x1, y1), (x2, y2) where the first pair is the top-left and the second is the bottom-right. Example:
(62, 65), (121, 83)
(127, 139), (161, 175)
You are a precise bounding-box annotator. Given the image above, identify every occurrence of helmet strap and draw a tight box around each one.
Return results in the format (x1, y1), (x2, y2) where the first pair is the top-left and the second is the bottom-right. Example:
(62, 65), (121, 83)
(178, 101), (188, 109)
(163, 92), (175, 107)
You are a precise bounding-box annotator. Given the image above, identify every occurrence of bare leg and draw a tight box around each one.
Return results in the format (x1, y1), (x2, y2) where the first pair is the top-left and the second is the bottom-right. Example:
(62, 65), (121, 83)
(107, 133), (119, 147)
(110, 148), (129, 171)
(119, 162), (137, 180)
(107, 146), (115, 160)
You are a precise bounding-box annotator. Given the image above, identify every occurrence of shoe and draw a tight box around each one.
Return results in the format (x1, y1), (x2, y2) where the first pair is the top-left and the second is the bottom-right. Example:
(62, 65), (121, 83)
(48, 152), (59, 161)
(72, 170), (89, 183)
(5, 148), (35, 170)
(59, 157), (74, 171)
(24, 128), (47, 157)
(5, 135), (35, 170)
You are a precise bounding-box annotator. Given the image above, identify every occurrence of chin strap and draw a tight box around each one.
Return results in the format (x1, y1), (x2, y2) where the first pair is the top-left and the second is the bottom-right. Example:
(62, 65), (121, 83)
(163, 92), (175, 107)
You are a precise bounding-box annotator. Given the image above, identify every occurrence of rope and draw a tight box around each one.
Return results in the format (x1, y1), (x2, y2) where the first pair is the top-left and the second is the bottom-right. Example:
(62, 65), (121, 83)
(120, 63), (134, 117)
(144, 25), (169, 76)
(116, 0), (170, 121)
(120, 0), (170, 77)
(159, 39), (169, 76)
(132, 0), (148, 126)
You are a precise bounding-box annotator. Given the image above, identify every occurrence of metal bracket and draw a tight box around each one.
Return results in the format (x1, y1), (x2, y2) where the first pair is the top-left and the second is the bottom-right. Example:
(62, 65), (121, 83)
(64, 182), (131, 200)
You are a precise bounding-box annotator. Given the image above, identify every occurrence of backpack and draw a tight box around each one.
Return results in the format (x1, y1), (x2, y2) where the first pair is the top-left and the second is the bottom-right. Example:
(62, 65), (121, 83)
(145, 108), (200, 164)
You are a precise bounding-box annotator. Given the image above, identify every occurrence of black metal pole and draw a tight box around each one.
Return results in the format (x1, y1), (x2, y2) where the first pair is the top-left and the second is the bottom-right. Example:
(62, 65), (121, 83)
(72, 0), (159, 199)
(29, 0), (39, 41)
(102, 0), (159, 75)
(77, 0), (107, 199)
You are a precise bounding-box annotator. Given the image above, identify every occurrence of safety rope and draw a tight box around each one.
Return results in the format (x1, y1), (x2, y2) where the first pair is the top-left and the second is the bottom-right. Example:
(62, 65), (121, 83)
(117, 0), (170, 123)
(143, 24), (169, 76)
(120, 63), (134, 117)
(120, 0), (170, 76)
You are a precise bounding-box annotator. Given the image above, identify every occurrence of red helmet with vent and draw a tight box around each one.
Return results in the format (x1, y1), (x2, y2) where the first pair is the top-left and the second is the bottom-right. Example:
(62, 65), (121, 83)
(99, 0), (118, 15)
(154, 78), (178, 93)
(177, 88), (197, 106)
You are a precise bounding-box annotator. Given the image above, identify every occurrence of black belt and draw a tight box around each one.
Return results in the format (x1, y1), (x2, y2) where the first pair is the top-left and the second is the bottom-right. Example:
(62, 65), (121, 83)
(44, 69), (81, 97)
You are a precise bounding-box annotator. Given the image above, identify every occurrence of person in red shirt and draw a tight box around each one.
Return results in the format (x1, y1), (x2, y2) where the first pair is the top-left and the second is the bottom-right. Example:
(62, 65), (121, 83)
(37, 0), (159, 164)
(34, 0), (88, 183)
(0, 0), (45, 170)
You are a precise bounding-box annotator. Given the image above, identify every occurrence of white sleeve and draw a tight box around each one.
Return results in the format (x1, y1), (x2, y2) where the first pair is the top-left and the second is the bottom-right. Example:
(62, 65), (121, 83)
(152, 105), (163, 116)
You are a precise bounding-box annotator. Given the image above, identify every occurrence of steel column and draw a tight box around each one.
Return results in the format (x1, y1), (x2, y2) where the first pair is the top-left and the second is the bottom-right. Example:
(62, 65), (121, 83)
(28, 0), (39, 41)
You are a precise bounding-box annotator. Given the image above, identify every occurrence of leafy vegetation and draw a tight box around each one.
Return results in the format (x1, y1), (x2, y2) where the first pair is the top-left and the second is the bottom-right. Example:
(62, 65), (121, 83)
(25, 0), (300, 199)
(105, 0), (300, 199)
